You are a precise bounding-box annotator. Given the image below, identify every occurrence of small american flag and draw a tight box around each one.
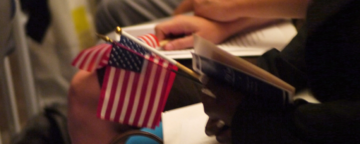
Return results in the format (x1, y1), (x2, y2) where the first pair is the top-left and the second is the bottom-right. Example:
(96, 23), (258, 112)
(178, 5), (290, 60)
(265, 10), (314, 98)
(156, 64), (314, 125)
(72, 34), (159, 72)
(98, 35), (177, 128)
(72, 34), (176, 128)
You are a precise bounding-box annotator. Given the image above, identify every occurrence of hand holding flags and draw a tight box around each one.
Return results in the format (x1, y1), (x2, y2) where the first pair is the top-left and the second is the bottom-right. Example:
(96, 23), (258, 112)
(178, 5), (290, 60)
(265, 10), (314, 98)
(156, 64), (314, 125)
(72, 28), (199, 128)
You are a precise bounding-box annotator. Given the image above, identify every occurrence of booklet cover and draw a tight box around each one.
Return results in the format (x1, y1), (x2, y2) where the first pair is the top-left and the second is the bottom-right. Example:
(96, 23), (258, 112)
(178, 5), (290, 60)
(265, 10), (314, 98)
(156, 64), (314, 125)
(192, 35), (295, 107)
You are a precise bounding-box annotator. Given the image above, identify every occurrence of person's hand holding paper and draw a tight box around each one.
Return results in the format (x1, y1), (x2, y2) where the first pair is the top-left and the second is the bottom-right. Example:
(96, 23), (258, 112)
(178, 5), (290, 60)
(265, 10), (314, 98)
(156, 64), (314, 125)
(155, 15), (278, 50)
(200, 75), (243, 143)
(154, 15), (235, 50)
(200, 76), (243, 126)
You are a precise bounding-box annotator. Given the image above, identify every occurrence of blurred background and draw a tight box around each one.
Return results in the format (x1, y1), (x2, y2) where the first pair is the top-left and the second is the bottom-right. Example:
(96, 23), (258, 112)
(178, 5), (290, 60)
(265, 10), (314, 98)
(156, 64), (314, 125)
(1, 0), (185, 143)
(0, 0), (101, 143)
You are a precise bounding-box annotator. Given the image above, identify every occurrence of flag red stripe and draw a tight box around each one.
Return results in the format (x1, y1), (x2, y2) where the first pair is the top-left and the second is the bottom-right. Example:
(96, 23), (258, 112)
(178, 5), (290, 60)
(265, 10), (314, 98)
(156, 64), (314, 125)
(99, 48), (111, 67)
(139, 36), (154, 48)
(145, 58), (168, 128)
(127, 60), (148, 125)
(77, 50), (92, 70)
(78, 46), (103, 70)
(150, 60), (170, 127)
(86, 47), (103, 71)
(72, 44), (111, 71)
(145, 34), (158, 48)
(120, 71), (136, 123)
(132, 58), (153, 127)
(142, 58), (162, 127)
(82, 46), (102, 71)
(153, 65), (177, 127)
(108, 69), (125, 121)
(150, 34), (160, 46)
(104, 67), (121, 120)
(143, 35), (156, 48)
(113, 71), (130, 122)
(137, 57), (159, 127)
(91, 45), (111, 70)
(97, 66), (112, 118)
(122, 71), (140, 125)
(71, 50), (85, 66)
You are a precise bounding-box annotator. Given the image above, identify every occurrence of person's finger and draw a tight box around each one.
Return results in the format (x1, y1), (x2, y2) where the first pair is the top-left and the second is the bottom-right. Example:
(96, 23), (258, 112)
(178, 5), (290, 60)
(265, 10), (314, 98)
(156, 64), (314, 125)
(154, 21), (183, 41)
(201, 88), (216, 99)
(205, 118), (225, 136)
(202, 77), (227, 98)
(194, 0), (238, 22)
(172, 0), (193, 15)
(154, 16), (195, 41)
(163, 35), (194, 50)
(200, 90), (218, 118)
(215, 126), (232, 144)
(200, 76), (243, 125)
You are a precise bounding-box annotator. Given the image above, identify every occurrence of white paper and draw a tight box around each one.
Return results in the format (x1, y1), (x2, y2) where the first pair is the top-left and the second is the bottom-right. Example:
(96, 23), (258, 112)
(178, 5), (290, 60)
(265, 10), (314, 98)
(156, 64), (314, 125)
(162, 103), (220, 144)
(120, 20), (297, 59)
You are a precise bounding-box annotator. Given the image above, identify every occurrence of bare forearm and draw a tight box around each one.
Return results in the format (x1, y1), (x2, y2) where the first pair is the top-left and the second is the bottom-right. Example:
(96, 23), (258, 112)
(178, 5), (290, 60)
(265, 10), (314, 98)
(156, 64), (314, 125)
(173, 0), (193, 15)
(234, 0), (309, 18)
(194, 0), (309, 22)
(219, 18), (282, 38)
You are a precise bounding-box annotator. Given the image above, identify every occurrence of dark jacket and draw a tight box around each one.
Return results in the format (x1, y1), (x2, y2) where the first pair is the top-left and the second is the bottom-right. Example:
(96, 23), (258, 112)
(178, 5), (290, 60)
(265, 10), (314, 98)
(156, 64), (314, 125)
(232, 0), (360, 143)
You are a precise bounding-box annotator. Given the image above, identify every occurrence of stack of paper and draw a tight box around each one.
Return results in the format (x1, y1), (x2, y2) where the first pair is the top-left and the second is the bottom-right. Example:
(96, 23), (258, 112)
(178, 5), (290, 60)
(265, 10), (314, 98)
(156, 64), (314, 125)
(121, 20), (297, 59)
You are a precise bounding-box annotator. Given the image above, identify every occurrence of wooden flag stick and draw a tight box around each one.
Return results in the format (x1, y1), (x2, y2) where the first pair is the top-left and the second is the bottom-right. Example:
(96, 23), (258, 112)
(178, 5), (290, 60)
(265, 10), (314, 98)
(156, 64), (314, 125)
(98, 28), (200, 80)
(159, 39), (170, 47)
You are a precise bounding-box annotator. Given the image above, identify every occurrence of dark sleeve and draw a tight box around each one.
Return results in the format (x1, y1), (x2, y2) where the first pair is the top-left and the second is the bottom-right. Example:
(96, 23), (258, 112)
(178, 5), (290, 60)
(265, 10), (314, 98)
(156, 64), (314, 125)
(231, 47), (308, 144)
(232, 48), (360, 144)
(291, 0), (360, 143)
(231, 1), (360, 143)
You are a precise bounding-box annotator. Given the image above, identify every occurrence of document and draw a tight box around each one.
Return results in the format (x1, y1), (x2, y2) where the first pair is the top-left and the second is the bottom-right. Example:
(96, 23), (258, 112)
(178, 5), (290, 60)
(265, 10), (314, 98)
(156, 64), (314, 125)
(121, 20), (297, 59)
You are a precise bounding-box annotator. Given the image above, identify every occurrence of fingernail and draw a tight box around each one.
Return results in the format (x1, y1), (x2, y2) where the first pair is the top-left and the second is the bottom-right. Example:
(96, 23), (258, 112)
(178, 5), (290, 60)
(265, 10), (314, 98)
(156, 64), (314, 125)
(199, 75), (208, 84)
(216, 120), (225, 128)
(205, 130), (214, 136)
(201, 88), (216, 98)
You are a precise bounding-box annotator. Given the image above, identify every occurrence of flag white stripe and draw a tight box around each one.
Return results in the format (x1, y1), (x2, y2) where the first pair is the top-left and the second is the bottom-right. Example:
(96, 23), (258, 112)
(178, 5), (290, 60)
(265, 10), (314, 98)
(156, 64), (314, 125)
(147, 61), (168, 127)
(100, 59), (108, 65)
(100, 67), (116, 118)
(109, 69), (126, 121)
(137, 57), (158, 126)
(119, 72), (135, 122)
(128, 60), (148, 124)
(74, 50), (91, 68)
(91, 46), (109, 71)
(145, 35), (158, 47)
(82, 46), (101, 70)
(141, 36), (155, 48)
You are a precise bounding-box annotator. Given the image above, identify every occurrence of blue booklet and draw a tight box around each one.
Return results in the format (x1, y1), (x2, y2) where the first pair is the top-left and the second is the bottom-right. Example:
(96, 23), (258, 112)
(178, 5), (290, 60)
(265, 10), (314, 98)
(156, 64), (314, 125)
(192, 35), (295, 107)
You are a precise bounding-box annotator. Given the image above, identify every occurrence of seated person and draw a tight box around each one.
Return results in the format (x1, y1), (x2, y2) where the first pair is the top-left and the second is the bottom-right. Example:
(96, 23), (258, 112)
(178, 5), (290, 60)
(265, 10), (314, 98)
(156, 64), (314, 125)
(67, 0), (309, 143)
(196, 0), (360, 143)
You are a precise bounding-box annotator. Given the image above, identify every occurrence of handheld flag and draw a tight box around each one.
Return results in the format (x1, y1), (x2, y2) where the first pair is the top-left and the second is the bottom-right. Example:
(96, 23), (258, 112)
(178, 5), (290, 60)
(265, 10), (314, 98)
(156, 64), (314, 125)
(72, 33), (178, 128)
(97, 34), (177, 128)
